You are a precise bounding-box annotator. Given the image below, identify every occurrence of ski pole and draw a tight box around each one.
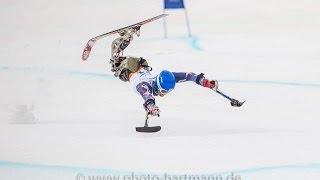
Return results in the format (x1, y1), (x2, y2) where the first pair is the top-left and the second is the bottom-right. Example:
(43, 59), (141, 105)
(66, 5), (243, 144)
(216, 90), (245, 107)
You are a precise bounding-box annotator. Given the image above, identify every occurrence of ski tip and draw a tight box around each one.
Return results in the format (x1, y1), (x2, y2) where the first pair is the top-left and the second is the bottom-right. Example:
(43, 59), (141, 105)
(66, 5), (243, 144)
(81, 51), (90, 61)
(239, 100), (246, 107)
(81, 39), (97, 61)
(231, 100), (245, 107)
(81, 45), (92, 61)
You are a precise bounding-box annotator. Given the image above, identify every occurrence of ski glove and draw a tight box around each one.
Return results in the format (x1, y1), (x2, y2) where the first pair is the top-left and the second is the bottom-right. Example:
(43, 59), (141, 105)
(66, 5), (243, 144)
(143, 99), (160, 117)
(203, 79), (218, 91)
(147, 105), (160, 117)
(196, 73), (218, 91)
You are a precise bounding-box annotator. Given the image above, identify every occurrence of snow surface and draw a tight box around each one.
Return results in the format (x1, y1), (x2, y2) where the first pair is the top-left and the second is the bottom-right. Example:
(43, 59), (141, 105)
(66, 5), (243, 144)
(1, 0), (320, 179)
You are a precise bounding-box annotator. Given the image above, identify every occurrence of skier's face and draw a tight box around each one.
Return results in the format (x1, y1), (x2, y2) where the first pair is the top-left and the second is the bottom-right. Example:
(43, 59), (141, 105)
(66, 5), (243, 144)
(159, 91), (166, 97)
(158, 89), (169, 97)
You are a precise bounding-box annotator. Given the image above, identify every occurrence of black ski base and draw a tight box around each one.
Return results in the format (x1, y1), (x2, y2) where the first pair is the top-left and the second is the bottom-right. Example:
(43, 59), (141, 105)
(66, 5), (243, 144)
(136, 126), (161, 133)
(230, 99), (246, 107)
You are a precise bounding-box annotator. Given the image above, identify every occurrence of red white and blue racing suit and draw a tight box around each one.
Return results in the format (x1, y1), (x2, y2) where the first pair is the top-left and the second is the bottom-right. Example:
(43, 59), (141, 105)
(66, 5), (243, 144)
(129, 68), (201, 104)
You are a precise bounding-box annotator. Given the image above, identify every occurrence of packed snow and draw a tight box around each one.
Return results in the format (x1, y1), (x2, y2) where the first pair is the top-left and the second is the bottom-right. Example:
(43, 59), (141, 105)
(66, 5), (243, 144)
(1, 0), (320, 179)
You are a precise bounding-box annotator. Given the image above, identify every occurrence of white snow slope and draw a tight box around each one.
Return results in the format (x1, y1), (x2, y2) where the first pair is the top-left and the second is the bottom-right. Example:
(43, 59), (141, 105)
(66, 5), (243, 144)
(1, 0), (320, 179)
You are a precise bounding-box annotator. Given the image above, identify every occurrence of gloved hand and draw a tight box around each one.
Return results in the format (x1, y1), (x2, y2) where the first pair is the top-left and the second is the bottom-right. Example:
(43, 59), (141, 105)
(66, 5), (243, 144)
(203, 79), (218, 91)
(147, 104), (160, 117)
(196, 73), (218, 91)
(143, 99), (160, 117)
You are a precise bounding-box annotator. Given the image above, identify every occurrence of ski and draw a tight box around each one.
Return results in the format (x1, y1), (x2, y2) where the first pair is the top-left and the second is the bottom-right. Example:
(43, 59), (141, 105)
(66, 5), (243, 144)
(136, 113), (161, 133)
(82, 14), (169, 61)
(216, 90), (245, 107)
(136, 126), (161, 133)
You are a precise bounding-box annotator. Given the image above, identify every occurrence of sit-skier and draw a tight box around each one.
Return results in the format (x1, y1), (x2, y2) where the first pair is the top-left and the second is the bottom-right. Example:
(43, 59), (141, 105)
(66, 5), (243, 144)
(111, 56), (218, 117)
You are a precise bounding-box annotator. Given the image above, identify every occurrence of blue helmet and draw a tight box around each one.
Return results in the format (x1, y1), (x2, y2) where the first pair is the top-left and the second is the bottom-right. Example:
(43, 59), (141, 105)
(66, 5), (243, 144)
(156, 70), (176, 94)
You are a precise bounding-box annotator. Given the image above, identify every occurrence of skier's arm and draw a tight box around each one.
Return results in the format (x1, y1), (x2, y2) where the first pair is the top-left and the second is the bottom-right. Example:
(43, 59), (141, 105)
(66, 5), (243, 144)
(136, 82), (155, 102)
(136, 82), (160, 116)
(172, 72), (218, 90)
(172, 72), (201, 84)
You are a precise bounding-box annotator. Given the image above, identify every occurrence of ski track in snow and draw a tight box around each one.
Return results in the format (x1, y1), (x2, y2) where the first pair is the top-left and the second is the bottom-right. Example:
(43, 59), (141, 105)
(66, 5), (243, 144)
(1, 65), (320, 88)
(1, 160), (320, 176)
